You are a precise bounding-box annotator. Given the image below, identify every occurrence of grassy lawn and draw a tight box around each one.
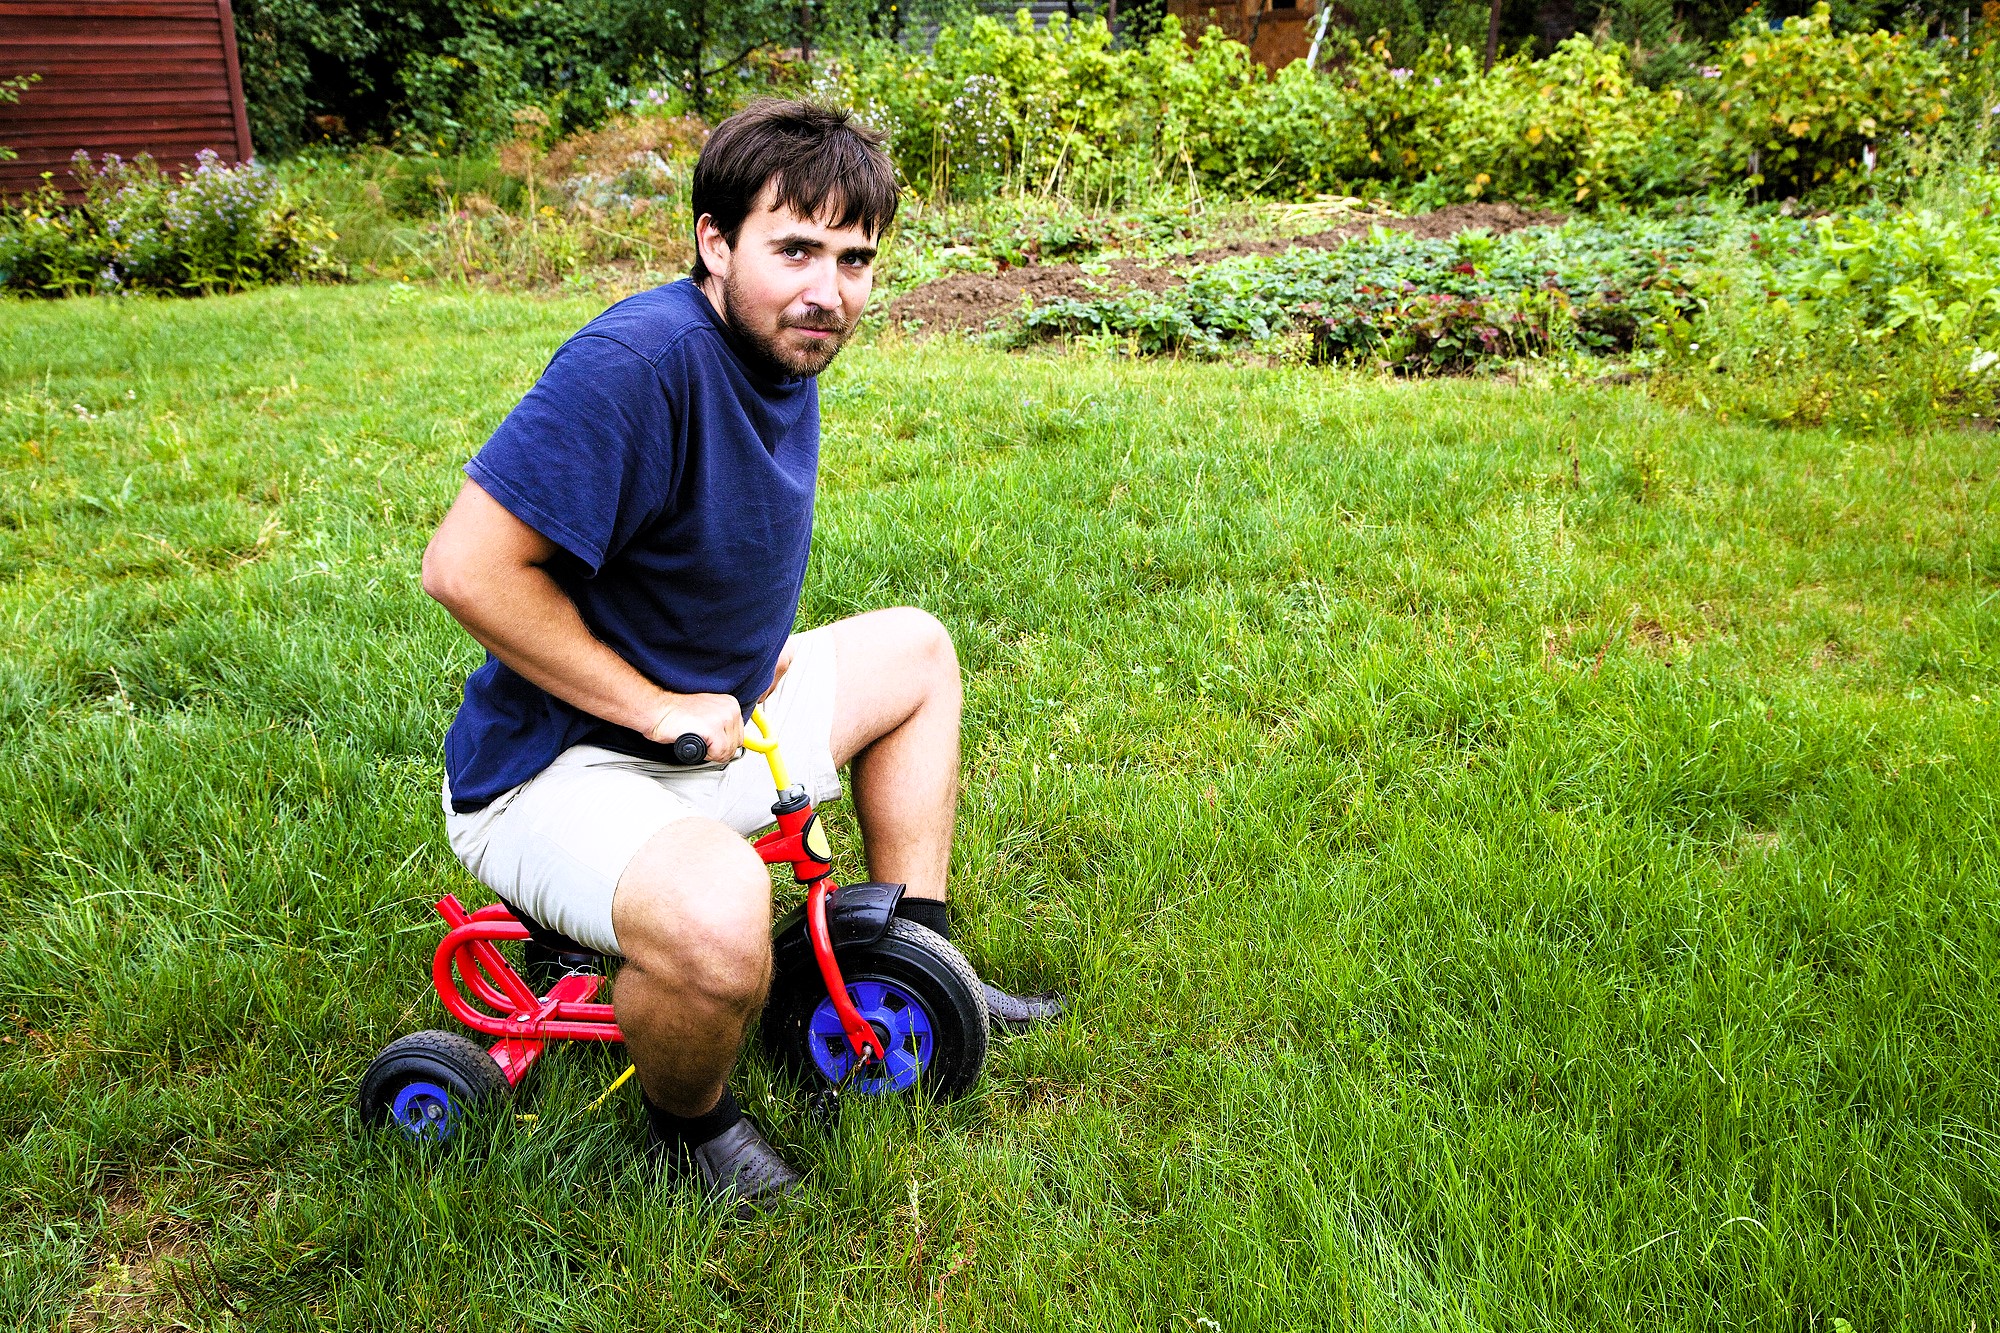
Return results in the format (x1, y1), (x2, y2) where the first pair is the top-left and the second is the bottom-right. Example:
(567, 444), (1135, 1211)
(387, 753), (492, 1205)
(2, 286), (1997, 1330)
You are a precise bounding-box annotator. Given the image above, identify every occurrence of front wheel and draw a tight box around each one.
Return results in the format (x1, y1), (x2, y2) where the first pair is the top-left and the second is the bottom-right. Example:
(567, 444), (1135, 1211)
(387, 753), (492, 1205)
(761, 918), (989, 1101)
(358, 1030), (510, 1142)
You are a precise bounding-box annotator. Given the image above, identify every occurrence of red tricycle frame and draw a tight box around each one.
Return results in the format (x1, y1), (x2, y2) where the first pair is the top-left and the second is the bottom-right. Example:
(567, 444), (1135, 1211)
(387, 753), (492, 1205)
(426, 709), (890, 1090)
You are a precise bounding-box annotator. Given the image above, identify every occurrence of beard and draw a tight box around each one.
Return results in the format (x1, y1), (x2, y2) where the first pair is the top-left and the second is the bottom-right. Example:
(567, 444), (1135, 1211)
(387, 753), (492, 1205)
(718, 272), (851, 380)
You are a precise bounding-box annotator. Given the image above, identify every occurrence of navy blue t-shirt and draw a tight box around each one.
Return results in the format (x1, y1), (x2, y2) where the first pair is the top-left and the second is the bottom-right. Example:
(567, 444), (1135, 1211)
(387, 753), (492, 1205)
(443, 280), (819, 812)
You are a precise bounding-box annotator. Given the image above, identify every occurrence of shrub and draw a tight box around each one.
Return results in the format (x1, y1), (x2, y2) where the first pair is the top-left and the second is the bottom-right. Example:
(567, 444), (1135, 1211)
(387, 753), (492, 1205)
(827, 16), (1262, 200)
(0, 151), (340, 296)
(1431, 35), (1701, 204)
(1205, 52), (1371, 198)
(1317, 31), (1703, 206)
(822, 3), (1984, 209)
(824, 16), (1387, 202)
(1331, 33), (1468, 186)
(1706, 3), (1952, 198)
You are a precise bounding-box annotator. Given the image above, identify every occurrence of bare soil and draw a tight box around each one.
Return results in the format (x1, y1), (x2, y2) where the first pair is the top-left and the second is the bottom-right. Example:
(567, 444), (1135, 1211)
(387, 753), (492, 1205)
(885, 202), (1564, 336)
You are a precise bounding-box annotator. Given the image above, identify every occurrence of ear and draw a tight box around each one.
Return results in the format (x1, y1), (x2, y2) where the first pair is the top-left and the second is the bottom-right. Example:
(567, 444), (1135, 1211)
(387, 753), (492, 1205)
(695, 214), (732, 283)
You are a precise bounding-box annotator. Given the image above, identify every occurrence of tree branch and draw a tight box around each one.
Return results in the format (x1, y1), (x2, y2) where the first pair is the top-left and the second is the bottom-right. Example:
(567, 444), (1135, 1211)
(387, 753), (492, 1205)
(702, 40), (774, 80)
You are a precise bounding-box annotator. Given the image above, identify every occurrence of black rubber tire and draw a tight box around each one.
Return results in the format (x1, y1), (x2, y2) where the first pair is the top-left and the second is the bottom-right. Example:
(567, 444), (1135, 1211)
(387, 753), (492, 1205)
(357, 1029), (510, 1141)
(761, 918), (990, 1102)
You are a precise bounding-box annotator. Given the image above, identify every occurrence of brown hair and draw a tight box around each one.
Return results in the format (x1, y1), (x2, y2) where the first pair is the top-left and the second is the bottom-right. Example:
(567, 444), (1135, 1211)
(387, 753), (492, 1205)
(689, 100), (899, 282)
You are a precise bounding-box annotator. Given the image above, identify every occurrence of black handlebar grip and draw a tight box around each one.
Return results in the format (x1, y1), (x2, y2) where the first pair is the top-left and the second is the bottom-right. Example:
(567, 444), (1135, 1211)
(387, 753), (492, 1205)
(668, 732), (709, 766)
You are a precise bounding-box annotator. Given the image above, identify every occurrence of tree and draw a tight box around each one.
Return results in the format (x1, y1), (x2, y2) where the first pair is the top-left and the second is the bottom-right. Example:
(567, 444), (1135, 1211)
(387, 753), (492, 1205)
(230, 0), (802, 154)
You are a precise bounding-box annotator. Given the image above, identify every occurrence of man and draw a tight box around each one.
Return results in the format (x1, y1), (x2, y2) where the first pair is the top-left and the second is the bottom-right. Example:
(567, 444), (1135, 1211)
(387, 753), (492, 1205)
(420, 101), (1059, 1212)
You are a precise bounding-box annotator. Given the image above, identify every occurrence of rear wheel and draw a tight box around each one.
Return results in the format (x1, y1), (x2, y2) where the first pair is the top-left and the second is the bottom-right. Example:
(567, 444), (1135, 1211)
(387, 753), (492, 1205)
(761, 918), (989, 1101)
(358, 1030), (510, 1143)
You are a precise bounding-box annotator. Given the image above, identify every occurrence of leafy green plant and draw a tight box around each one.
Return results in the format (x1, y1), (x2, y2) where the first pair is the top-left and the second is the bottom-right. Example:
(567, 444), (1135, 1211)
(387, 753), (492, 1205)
(1706, 3), (1952, 198)
(1660, 176), (2000, 426)
(0, 73), (37, 164)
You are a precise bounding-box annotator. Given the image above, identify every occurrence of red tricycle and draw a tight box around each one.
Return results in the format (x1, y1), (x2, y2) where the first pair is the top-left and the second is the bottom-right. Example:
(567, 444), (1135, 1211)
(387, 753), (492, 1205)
(357, 708), (989, 1141)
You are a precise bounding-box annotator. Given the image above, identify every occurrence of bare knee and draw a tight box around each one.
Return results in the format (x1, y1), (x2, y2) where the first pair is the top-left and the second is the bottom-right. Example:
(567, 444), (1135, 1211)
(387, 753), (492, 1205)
(831, 608), (962, 767)
(613, 820), (772, 1012)
(889, 606), (958, 694)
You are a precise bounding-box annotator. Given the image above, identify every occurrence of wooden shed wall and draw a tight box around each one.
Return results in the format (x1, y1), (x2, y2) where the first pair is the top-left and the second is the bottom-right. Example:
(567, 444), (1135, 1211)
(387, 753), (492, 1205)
(1167, 0), (1320, 69)
(0, 0), (254, 200)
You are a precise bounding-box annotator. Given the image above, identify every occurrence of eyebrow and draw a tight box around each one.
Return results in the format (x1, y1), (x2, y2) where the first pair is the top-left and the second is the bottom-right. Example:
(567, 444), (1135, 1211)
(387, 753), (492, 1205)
(770, 232), (876, 263)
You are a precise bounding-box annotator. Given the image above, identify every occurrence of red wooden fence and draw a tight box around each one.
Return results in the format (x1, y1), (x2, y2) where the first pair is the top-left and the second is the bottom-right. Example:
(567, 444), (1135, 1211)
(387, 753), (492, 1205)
(0, 0), (254, 200)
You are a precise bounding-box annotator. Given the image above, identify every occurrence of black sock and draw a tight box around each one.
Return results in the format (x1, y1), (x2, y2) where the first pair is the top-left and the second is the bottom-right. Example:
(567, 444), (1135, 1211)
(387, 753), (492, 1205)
(896, 895), (951, 941)
(646, 1087), (742, 1154)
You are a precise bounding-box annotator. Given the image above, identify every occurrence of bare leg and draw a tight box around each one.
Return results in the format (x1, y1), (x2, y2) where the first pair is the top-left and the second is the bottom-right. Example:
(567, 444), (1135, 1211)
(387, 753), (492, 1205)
(827, 608), (962, 903)
(608, 816), (773, 1115)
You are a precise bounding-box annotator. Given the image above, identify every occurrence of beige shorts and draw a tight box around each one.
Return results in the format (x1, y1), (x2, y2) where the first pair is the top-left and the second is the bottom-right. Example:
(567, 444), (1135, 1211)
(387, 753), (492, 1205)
(442, 626), (842, 956)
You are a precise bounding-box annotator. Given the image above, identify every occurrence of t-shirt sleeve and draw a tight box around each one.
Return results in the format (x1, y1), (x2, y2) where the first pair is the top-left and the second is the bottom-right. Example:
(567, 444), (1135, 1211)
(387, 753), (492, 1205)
(466, 335), (682, 574)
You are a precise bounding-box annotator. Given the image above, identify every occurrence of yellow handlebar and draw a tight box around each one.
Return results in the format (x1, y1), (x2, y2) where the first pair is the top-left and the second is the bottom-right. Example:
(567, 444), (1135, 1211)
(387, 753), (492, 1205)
(741, 706), (791, 791)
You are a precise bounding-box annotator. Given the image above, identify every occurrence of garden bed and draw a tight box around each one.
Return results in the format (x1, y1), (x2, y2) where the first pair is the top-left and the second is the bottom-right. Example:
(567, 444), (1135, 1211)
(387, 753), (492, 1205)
(885, 202), (1561, 335)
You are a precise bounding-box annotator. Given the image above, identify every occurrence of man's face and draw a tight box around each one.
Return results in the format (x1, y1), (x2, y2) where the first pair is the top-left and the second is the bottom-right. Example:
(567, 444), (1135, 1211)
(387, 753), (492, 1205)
(695, 184), (878, 379)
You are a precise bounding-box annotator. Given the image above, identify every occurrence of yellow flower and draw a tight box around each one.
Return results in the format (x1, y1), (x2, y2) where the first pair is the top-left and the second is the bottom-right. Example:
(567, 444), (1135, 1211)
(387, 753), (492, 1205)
(1527, 125), (1544, 145)
(1789, 120), (1811, 136)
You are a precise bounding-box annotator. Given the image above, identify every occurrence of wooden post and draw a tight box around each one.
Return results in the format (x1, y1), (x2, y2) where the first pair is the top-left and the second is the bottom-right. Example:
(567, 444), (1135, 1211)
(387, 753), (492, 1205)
(1484, 0), (1502, 71)
(215, 0), (254, 161)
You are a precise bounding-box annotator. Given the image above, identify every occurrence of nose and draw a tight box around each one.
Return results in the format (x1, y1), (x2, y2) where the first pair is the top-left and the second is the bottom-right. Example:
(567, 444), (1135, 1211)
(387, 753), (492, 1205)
(800, 255), (842, 311)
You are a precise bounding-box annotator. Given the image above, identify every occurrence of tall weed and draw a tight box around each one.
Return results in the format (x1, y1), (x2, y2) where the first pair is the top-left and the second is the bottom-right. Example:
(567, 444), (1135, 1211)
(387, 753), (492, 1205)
(269, 113), (700, 288)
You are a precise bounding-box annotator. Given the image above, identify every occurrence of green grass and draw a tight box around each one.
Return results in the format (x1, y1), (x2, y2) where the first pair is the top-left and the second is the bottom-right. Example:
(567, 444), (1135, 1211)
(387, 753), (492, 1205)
(2, 286), (1997, 1330)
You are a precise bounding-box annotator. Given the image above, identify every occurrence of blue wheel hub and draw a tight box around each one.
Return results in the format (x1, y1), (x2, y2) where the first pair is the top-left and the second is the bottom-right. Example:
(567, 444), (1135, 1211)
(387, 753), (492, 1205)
(390, 1080), (459, 1142)
(808, 980), (934, 1094)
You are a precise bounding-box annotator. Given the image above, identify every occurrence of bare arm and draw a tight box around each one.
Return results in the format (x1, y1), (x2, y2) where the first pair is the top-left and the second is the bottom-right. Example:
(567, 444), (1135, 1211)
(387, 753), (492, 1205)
(421, 479), (744, 755)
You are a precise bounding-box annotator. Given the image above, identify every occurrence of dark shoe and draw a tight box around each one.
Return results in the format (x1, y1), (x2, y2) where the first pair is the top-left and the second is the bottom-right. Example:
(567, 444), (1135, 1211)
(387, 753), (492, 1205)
(522, 939), (601, 991)
(983, 982), (1064, 1035)
(650, 1117), (804, 1217)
